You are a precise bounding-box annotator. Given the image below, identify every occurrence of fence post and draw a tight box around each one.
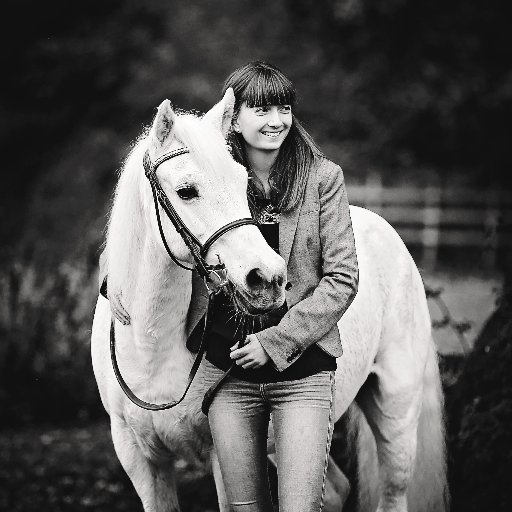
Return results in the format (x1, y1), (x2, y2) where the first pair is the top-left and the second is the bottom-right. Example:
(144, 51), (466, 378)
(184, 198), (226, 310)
(365, 172), (382, 215)
(483, 188), (499, 270)
(422, 183), (441, 270)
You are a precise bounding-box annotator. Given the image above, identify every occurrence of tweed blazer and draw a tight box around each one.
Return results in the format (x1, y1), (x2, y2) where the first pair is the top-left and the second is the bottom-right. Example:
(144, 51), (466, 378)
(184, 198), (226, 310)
(186, 158), (359, 371)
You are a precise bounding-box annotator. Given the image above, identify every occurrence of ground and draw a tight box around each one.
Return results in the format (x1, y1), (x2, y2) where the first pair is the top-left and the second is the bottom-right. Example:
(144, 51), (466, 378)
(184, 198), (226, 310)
(0, 421), (219, 512)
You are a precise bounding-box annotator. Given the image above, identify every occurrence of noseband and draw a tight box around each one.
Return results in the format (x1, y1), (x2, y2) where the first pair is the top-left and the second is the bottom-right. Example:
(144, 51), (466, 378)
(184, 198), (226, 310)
(143, 147), (257, 290)
(110, 146), (257, 412)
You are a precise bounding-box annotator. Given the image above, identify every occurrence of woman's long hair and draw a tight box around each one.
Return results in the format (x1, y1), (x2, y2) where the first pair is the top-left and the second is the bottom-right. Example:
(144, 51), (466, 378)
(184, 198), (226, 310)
(222, 61), (323, 213)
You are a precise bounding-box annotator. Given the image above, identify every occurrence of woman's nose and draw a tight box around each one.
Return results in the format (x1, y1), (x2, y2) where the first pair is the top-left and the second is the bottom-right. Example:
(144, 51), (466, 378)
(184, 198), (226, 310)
(267, 108), (283, 127)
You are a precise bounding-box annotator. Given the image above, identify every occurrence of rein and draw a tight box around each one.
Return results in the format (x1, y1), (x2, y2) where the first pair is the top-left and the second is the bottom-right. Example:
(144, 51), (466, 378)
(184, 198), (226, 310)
(110, 293), (216, 411)
(143, 148), (256, 282)
(110, 146), (257, 411)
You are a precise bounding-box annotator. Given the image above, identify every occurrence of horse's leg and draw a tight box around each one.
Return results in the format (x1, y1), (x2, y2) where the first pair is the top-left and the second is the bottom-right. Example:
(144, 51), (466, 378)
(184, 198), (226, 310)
(111, 416), (180, 512)
(211, 448), (230, 512)
(357, 353), (423, 512)
(323, 455), (351, 511)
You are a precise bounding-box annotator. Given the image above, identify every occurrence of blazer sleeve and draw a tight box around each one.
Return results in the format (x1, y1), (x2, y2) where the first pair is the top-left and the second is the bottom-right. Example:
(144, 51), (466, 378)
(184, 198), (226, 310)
(255, 163), (359, 371)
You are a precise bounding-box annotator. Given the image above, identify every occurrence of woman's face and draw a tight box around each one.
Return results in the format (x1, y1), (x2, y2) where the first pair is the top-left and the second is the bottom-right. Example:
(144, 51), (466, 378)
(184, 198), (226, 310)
(234, 103), (292, 153)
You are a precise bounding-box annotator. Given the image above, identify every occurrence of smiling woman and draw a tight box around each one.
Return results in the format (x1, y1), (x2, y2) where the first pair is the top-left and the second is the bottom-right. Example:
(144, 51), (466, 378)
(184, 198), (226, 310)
(98, 61), (359, 512)
(199, 61), (359, 512)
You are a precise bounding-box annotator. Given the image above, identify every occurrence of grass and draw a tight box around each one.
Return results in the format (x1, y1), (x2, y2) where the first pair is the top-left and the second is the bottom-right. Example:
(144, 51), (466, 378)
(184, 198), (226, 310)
(0, 419), (219, 512)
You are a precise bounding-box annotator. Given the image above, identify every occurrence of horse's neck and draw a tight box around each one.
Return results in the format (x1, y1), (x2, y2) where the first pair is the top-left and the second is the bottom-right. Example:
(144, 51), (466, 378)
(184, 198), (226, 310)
(130, 238), (192, 353)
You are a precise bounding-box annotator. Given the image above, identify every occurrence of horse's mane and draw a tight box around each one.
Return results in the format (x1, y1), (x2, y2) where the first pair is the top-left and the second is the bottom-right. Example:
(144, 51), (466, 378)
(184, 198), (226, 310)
(104, 113), (231, 304)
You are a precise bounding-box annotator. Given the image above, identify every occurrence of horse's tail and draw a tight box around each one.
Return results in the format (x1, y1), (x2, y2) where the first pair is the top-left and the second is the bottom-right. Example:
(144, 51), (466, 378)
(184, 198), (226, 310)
(406, 338), (450, 512)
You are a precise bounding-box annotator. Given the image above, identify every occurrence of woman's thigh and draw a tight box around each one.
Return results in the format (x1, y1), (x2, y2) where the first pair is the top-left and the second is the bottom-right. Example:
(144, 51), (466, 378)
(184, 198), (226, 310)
(269, 371), (336, 512)
(203, 361), (274, 512)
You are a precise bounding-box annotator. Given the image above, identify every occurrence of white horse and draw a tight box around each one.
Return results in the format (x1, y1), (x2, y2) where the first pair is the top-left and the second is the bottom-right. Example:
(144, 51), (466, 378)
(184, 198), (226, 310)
(91, 90), (448, 512)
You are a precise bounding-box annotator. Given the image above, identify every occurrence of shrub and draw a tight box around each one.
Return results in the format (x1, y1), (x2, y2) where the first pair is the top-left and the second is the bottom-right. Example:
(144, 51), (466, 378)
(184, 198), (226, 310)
(0, 259), (104, 426)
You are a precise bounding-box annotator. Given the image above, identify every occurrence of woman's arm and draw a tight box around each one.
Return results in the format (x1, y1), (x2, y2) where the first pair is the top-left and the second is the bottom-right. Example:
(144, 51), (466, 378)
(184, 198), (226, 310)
(253, 163), (358, 371)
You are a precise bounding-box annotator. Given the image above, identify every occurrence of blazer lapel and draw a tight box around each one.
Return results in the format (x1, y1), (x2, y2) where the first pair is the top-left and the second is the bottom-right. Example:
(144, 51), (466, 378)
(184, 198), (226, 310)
(279, 207), (301, 265)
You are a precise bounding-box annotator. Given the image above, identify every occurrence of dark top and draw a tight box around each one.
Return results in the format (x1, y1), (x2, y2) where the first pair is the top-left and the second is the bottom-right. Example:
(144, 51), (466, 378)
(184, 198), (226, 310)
(205, 198), (336, 383)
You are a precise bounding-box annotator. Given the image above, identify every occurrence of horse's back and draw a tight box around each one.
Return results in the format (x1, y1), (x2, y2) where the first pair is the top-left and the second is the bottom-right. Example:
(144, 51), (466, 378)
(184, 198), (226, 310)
(348, 205), (427, 324)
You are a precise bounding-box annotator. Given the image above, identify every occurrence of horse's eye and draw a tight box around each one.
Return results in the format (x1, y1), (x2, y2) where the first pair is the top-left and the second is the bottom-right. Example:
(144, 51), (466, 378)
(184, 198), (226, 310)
(176, 186), (198, 201)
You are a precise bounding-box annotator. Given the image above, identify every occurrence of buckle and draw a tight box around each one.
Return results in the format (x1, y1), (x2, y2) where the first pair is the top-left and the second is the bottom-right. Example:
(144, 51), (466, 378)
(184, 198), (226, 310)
(204, 267), (228, 294)
(203, 256), (229, 294)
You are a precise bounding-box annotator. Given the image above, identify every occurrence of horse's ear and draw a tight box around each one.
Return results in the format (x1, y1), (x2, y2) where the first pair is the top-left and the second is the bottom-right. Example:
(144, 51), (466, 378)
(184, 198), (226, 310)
(203, 88), (235, 138)
(150, 99), (176, 150)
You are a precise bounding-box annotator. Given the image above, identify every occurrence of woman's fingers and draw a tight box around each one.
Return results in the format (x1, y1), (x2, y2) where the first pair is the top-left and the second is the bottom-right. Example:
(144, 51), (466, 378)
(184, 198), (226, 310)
(230, 345), (250, 360)
(241, 360), (261, 369)
(231, 336), (268, 368)
(113, 308), (130, 325)
(236, 356), (261, 369)
(230, 335), (252, 352)
(234, 354), (251, 366)
(233, 353), (265, 369)
(109, 293), (131, 325)
(113, 305), (130, 324)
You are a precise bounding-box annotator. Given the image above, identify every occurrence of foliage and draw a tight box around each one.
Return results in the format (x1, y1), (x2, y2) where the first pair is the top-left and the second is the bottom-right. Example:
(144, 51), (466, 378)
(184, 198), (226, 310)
(288, 0), (511, 181)
(2, 0), (510, 261)
(0, 260), (103, 426)
(446, 286), (512, 511)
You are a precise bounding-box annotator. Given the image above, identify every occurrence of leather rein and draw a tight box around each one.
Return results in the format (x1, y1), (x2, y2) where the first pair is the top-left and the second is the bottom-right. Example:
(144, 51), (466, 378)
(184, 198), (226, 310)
(110, 146), (257, 411)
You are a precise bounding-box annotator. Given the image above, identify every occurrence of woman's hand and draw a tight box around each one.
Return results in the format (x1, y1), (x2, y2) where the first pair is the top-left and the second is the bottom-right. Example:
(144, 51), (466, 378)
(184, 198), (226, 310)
(230, 334), (269, 369)
(108, 290), (131, 325)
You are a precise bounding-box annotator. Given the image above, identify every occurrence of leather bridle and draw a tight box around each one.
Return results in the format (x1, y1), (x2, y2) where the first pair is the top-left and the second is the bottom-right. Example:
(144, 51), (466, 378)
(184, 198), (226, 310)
(110, 146), (257, 411)
(143, 147), (257, 287)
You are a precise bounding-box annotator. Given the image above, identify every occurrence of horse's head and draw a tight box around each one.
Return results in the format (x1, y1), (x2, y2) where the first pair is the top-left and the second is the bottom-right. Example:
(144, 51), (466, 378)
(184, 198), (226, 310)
(144, 89), (286, 314)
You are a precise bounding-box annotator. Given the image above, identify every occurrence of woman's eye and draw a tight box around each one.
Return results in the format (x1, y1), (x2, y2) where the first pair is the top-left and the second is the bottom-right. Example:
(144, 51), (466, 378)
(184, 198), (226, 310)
(176, 186), (198, 200)
(279, 105), (291, 113)
(255, 107), (269, 114)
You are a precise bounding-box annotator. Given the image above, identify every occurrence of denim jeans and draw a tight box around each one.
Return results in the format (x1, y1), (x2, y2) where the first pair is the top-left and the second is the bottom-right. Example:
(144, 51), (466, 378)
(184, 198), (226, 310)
(203, 360), (336, 512)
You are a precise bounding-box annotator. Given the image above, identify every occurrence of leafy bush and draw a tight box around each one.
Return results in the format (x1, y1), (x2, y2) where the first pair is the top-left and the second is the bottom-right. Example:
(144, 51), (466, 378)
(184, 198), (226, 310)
(0, 259), (104, 426)
(446, 286), (512, 512)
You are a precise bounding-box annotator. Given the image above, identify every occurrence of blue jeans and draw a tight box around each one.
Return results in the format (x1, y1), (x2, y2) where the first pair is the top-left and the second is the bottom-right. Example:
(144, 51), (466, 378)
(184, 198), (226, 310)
(203, 360), (336, 512)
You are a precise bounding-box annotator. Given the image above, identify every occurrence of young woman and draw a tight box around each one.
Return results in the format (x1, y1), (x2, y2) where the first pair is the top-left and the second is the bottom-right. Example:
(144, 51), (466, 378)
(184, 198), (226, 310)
(104, 61), (358, 511)
(195, 61), (359, 512)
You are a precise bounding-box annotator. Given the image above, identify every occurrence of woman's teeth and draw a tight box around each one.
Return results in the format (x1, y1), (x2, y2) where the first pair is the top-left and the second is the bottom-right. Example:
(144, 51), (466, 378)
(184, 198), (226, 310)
(262, 131), (281, 138)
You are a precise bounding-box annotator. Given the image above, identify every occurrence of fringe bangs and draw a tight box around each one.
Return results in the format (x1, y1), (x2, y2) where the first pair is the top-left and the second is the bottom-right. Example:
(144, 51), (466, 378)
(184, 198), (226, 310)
(241, 69), (296, 108)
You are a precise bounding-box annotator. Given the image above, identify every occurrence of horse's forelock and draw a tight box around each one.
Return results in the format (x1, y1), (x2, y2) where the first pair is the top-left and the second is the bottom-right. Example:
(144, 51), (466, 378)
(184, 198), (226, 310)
(173, 114), (234, 179)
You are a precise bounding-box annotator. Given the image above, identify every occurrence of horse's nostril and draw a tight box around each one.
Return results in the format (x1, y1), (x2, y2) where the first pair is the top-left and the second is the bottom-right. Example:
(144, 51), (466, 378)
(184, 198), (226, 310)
(246, 268), (265, 289)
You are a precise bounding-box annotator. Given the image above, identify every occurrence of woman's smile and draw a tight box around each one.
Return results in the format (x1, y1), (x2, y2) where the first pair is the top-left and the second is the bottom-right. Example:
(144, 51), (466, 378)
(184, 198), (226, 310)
(261, 130), (284, 138)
